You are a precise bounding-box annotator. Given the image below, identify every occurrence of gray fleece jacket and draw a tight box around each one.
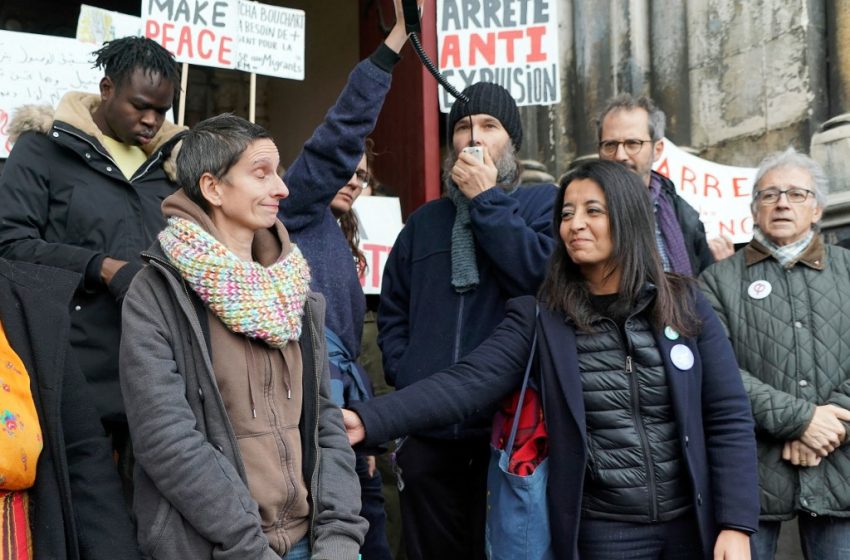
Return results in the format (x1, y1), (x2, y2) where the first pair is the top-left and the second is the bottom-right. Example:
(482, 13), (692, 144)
(119, 244), (366, 559)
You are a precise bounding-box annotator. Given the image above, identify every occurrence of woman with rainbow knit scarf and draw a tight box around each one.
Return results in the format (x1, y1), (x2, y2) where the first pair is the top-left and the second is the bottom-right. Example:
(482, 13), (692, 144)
(117, 3), (416, 551)
(120, 113), (367, 559)
(119, 113), (367, 559)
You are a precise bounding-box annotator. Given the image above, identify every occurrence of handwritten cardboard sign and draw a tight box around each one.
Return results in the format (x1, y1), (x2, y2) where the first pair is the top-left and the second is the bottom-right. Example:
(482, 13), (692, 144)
(653, 139), (757, 243)
(0, 30), (101, 158)
(436, 0), (560, 112)
(237, 1), (305, 80)
(352, 196), (404, 294)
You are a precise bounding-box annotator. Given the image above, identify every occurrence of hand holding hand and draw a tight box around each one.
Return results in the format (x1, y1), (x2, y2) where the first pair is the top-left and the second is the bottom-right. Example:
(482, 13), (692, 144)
(708, 235), (735, 261)
(713, 529), (751, 560)
(451, 147), (498, 199)
(782, 439), (823, 467)
(800, 404), (850, 456)
(342, 409), (366, 446)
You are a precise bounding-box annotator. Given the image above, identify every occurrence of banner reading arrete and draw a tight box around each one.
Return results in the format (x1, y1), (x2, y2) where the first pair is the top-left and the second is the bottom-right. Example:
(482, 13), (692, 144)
(437, 0), (560, 112)
(654, 139), (757, 243)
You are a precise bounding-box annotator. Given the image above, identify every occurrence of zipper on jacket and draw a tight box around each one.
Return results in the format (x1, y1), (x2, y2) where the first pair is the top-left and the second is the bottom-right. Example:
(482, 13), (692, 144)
(627, 364), (659, 521)
(452, 295), (466, 364)
(608, 316), (659, 522)
(303, 302), (322, 545)
(55, 124), (164, 182)
(451, 295), (466, 438)
(130, 150), (163, 182)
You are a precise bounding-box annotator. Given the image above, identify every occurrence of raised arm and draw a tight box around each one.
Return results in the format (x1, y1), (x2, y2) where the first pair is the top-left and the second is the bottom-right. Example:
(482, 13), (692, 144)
(278, 0), (415, 231)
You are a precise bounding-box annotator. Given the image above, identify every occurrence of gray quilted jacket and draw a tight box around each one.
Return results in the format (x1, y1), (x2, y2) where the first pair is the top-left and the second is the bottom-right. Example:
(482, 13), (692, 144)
(699, 236), (850, 520)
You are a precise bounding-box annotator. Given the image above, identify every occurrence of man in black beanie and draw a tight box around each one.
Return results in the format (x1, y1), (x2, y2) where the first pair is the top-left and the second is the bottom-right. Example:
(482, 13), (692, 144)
(350, 82), (558, 559)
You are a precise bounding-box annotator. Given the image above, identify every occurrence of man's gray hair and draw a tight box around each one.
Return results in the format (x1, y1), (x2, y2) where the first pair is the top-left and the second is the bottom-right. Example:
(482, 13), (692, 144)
(596, 94), (666, 142)
(751, 147), (829, 211)
(176, 113), (272, 211)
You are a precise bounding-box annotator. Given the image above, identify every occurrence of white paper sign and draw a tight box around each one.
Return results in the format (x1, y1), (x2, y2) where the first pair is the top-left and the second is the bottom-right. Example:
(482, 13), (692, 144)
(437, 0), (560, 112)
(142, 0), (239, 69)
(352, 196), (404, 294)
(77, 5), (143, 44)
(237, 1), (305, 80)
(0, 31), (101, 158)
(653, 139), (757, 243)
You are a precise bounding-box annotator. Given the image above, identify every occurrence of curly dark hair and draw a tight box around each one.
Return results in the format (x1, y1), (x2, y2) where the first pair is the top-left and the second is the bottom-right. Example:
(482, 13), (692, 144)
(92, 36), (180, 90)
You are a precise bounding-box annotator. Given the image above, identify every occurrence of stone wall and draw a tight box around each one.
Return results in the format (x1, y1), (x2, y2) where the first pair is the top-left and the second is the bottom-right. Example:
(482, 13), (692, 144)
(521, 0), (848, 185)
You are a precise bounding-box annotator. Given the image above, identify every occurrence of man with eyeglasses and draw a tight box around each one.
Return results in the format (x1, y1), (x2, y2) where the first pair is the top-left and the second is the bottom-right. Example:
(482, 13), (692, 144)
(596, 94), (715, 275)
(700, 147), (850, 560)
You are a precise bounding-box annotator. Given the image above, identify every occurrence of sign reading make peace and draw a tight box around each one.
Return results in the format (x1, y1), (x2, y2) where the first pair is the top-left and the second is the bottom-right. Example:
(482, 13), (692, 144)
(653, 139), (757, 243)
(436, 0), (560, 112)
(141, 1), (306, 78)
(142, 0), (239, 69)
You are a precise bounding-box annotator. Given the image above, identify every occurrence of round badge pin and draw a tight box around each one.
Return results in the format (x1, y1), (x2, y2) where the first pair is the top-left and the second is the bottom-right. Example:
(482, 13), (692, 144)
(670, 344), (695, 370)
(664, 326), (680, 341)
(747, 280), (772, 300)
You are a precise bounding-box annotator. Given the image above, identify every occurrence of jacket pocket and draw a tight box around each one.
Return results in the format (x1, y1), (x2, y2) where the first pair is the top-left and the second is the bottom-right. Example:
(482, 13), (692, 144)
(136, 492), (173, 556)
(143, 499), (214, 560)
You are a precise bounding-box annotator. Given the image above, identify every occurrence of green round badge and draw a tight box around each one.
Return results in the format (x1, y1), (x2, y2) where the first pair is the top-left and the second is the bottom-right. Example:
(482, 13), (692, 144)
(664, 326), (680, 340)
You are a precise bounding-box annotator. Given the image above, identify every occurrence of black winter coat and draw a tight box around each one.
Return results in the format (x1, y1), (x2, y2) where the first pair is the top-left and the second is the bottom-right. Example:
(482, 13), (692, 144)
(0, 94), (182, 421)
(0, 258), (139, 559)
(354, 293), (759, 559)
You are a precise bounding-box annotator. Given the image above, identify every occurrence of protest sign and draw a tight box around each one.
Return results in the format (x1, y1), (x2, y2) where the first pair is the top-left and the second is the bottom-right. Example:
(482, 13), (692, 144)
(653, 139), (756, 243)
(237, 1), (305, 80)
(142, 0), (239, 69)
(0, 30), (101, 158)
(352, 196), (404, 294)
(77, 4), (142, 44)
(436, 0), (560, 112)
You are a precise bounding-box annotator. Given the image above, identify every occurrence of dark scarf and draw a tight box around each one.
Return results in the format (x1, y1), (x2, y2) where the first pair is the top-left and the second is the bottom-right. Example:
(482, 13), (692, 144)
(447, 183), (480, 293)
(649, 173), (693, 276)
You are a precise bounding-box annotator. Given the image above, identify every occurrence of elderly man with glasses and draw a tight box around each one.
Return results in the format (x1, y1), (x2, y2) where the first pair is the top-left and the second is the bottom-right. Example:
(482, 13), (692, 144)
(700, 147), (850, 560)
(596, 94), (716, 274)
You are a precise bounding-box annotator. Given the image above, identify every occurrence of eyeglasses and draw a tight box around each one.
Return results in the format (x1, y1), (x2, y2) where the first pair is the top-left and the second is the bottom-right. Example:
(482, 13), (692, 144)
(352, 169), (370, 190)
(598, 139), (653, 157)
(754, 187), (815, 205)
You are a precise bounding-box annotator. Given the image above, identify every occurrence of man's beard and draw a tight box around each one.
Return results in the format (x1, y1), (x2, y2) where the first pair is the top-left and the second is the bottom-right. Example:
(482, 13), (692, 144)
(443, 142), (520, 191)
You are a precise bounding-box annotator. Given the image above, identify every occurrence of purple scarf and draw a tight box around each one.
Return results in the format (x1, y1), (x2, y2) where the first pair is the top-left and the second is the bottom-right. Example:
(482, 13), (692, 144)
(649, 173), (693, 276)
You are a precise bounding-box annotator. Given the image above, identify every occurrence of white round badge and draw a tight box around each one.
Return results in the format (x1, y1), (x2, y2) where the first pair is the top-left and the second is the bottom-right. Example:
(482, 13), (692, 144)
(664, 326), (680, 341)
(747, 280), (772, 300)
(670, 344), (695, 370)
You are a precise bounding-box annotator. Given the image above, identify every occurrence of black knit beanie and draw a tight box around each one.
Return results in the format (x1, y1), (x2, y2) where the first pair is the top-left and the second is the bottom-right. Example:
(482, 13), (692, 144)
(447, 82), (522, 150)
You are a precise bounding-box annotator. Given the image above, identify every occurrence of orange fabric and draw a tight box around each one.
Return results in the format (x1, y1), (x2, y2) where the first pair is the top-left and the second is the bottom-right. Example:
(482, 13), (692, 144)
(0, 321), (42, 490)
(0, 491), (32, 559)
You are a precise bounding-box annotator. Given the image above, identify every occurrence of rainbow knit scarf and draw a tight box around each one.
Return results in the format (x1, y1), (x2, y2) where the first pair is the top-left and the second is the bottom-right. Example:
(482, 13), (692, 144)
(158, 217), (311, 347)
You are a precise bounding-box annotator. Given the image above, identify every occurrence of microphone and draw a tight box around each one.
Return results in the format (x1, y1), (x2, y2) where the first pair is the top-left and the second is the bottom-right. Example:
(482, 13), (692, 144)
(401, 0), (422, 34)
